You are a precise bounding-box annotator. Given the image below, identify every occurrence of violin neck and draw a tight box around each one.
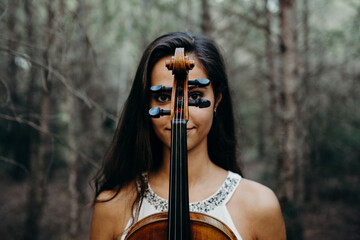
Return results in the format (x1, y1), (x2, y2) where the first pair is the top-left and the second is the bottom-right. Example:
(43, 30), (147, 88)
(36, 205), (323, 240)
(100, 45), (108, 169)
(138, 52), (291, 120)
(168, 119), (190, 240)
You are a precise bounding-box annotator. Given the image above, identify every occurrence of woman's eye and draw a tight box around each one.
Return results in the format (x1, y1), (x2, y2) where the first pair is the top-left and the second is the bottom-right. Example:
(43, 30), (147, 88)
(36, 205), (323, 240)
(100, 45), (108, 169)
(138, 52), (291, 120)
(189, 92), (203, 101)
(155, 94), (171, 103)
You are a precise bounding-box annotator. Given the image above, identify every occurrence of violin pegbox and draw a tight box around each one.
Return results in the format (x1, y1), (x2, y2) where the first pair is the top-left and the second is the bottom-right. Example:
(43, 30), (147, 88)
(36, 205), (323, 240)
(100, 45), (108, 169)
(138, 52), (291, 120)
(148, 49), (211, 119)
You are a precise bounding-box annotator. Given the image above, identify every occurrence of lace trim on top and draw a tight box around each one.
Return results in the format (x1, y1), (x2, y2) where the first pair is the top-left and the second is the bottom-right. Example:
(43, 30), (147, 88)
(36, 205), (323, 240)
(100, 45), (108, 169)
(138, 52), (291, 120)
(144, 172), (240, 213)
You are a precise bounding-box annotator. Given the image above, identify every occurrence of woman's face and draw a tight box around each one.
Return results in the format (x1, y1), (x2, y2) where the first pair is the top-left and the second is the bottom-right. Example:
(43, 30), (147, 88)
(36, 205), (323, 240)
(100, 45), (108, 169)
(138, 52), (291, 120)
(150, 55), (220, 152)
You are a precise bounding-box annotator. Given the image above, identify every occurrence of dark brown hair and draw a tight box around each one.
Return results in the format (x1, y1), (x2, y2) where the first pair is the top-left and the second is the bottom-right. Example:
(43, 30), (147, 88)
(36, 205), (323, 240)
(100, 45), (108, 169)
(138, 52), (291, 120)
(92, 32), (242, 215)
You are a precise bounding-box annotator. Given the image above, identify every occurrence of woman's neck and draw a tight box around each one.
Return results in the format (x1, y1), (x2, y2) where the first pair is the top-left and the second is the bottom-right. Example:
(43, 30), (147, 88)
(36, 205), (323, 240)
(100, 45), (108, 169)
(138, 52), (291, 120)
(150, 139), (221, 190)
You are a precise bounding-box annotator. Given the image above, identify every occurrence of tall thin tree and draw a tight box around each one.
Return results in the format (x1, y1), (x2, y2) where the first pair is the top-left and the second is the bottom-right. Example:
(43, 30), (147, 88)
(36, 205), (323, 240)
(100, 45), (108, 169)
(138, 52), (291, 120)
(278, 0), (303, 239)
(24, 1), (55, 239)
(264, 0), (282, 162)
(278, 0), (299, 204)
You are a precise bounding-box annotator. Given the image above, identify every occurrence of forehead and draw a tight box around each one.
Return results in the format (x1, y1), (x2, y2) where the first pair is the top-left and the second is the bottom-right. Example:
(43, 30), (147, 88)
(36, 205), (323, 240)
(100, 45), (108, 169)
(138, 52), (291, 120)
(151, 55), (208, 87)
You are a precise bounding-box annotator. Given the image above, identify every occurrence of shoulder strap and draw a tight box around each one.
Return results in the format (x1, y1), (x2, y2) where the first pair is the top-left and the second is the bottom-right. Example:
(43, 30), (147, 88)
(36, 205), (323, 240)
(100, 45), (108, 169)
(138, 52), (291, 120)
(223, 171), (242, 205)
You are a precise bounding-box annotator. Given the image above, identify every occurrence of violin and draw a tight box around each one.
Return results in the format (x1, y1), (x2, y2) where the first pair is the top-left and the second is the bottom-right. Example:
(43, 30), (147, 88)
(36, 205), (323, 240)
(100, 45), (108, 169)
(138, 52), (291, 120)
(124, 48), (237, 239)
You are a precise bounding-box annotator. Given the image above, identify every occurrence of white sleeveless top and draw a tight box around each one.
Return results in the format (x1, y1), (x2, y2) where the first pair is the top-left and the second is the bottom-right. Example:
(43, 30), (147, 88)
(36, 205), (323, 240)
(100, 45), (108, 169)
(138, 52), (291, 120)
(122, 171), (242, 240)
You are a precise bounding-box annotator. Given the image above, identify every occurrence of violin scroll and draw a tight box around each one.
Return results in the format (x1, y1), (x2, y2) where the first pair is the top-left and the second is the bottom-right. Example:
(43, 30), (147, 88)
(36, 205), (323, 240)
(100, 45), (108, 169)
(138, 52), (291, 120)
(165, 53), (194, 75)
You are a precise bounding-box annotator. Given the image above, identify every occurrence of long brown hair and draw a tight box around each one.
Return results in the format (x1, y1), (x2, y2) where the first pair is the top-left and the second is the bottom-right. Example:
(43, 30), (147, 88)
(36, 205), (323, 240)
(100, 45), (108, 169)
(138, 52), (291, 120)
(92, 32), (242, 216)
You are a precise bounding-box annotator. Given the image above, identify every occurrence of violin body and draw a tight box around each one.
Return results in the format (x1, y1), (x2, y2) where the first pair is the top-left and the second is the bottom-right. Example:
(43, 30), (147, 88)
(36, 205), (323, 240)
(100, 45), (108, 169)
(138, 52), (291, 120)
(124, 212), (237, 240)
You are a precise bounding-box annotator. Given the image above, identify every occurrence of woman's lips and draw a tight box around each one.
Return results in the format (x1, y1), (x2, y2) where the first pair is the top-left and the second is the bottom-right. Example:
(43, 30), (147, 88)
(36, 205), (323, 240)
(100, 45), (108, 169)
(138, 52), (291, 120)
(164, 127), (194, 134)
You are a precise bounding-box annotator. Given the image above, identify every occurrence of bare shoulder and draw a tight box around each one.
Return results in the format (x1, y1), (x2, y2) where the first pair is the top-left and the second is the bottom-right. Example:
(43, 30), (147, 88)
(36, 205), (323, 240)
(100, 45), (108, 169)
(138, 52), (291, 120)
(90, 183), (138, 240)
(236, 179), (280, 211)
(230, 178), (286, 240)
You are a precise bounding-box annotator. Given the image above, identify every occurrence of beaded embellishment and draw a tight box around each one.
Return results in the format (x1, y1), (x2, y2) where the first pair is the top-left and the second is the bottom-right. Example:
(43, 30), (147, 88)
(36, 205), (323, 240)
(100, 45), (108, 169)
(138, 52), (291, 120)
(144, 172), (240, 213)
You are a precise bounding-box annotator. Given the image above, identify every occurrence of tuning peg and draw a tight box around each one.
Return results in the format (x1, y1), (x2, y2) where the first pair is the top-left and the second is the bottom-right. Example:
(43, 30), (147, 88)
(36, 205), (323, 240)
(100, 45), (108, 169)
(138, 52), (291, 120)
(188, 78), (210, 88)
(150, 85), (172, 93)
(149, 107), (171, 118)
(188, 99), (211, 108)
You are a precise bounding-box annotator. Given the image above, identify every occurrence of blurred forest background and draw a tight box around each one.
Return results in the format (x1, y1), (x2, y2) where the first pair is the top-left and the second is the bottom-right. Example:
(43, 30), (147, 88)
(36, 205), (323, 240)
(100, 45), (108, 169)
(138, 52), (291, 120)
(0, 0), (359, 239)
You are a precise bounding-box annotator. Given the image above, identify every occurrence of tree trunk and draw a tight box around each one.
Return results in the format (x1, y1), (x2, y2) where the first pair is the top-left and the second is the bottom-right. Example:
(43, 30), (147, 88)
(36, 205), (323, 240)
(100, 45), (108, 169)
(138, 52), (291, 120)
(67, 91), (79, 238)
(278, 0), (299, 204)
(24, 79), (51, 240)
(264, 0), (282, 163)
(300, 0), (312, 203)
(278, 0), (303, 239)
(23, 1), (55, 239)
(23, 1), (39, 238)
(201, 0), (211, 36)
(54, 0), (81, 237)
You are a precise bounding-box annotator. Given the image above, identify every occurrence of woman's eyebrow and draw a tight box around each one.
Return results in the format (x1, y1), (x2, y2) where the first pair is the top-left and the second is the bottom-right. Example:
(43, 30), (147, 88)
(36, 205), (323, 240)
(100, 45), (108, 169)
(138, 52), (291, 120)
(189, 86), (208, 90)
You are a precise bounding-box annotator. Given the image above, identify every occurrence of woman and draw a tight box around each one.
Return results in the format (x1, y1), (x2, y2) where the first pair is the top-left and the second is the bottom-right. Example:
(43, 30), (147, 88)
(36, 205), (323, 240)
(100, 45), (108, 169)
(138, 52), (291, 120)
(90, 32), (286, 240)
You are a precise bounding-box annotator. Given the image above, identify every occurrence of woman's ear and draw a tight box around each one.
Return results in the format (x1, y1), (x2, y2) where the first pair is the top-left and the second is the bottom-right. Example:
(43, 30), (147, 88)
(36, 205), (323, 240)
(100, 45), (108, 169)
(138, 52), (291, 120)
(214, 93), (222, 110)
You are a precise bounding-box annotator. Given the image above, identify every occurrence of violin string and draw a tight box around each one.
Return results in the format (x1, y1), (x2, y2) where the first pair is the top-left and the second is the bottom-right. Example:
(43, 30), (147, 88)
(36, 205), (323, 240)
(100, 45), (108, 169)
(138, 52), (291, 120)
(176, 82), (179, 236)
(180, 82), (184, 235)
